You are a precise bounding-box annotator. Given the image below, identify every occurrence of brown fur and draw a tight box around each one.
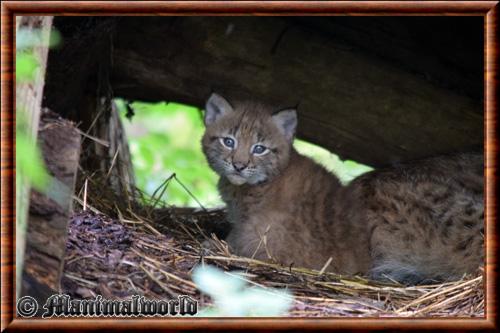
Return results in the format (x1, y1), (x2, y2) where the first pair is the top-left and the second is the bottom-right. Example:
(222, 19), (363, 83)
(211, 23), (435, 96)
(201, 93), (484, 284)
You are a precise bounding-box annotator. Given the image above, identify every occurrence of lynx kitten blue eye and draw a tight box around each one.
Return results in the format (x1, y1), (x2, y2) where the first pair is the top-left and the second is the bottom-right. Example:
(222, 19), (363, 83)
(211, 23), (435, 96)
(221, 137), (235, 148)
(252, 145), (267, 155)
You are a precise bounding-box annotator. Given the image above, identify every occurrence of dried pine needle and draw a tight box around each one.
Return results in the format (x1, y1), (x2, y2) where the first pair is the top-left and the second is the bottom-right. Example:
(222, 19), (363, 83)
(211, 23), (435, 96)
(63, 172), (485, 317)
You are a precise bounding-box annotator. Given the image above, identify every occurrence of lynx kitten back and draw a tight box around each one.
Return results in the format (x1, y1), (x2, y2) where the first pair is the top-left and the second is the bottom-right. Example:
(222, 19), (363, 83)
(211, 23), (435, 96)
(201, 93), (484, 285)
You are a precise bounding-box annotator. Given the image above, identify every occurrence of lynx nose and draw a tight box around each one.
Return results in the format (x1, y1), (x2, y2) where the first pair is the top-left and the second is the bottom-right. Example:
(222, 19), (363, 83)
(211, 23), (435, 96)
(232, 162), (247, 172)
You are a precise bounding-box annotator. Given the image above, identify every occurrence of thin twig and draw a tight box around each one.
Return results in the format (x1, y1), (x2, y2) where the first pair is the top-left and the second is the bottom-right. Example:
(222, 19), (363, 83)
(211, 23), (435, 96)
(318, 257), (333, 276)
(173, 174), (207, 211)
(83, 178), (88, 211)
(106, 143), (121, 179)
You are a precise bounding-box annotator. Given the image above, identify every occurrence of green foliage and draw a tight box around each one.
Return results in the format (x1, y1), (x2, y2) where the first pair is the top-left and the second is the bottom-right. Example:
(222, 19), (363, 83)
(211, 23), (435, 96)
(15, 27), (60, 192)
(16, 52), (39, 82)
(117, 99), (221, 207)
(16, 28), (61, 82)
(192, 265), (293, 316)
(16, 117), (49, 191)
(118, 100), (373, 208)
(294, 139), (373, 184)
(16, 28), (61, 49)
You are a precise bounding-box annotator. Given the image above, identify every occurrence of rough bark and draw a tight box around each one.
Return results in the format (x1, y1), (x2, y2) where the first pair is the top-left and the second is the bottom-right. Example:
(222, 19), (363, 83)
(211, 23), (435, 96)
(110, 17), (483, 167)
(20, 110), (81, 314)
(44, 17), (483, 168)
(15, 15), (53, 298)
(93, 99), (136, 197)
(16, 16), (54, 139)
(44, 18), (135, 199)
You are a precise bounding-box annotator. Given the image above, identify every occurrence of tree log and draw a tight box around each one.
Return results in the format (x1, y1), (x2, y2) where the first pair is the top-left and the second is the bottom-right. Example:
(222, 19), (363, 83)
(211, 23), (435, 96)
(44, 17), (483, 168)
(110, 17), (483, 167)
(20, 110), (81, 314)
(15, 15), (53, 298)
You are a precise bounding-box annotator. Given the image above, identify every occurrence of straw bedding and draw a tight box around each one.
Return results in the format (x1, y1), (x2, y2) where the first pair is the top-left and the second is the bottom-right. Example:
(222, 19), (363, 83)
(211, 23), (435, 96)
(62, 175), (484, 317)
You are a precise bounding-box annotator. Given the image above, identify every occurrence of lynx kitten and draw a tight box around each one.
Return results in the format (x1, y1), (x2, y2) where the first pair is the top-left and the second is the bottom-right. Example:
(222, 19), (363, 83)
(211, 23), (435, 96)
(201, 93), (484, 284)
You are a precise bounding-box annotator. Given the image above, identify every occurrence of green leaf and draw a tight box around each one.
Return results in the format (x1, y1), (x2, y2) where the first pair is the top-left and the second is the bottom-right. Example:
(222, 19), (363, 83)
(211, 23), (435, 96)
(17, 29), (62, 50)
(16, 133), (49, 191)
(16, 53), (39, 82)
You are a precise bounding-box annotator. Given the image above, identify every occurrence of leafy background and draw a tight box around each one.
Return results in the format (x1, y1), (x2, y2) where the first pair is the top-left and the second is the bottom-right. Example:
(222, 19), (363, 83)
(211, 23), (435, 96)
(117, 100), (373, 208)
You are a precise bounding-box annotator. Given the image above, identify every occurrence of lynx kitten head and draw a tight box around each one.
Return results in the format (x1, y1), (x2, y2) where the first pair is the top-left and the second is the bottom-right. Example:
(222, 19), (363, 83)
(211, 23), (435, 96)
(201, 93), (297, 186)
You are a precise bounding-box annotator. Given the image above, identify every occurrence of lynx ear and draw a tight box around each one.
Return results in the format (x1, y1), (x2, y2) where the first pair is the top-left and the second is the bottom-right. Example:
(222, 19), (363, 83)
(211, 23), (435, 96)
(204, 93), (233, 125)
(272, 108), (297, 141)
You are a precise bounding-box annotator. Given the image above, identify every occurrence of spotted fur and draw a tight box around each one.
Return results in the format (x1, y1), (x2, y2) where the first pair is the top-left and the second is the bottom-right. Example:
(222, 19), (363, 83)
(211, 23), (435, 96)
(201, 93), (484, 284)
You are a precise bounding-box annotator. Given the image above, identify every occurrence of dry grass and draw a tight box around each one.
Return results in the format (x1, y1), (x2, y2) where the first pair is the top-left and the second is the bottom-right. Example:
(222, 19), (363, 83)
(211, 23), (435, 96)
(63, 172), (484, 317)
